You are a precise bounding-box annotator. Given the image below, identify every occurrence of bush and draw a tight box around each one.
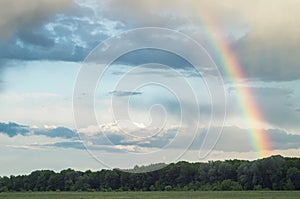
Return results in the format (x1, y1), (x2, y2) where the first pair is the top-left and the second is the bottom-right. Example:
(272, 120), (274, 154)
(219, 180), (243, 191)
(0, 186), (8, 192)
(253, 184), (263, 190)
(149, 185), (156, 191)
(164, 185), (172, 191)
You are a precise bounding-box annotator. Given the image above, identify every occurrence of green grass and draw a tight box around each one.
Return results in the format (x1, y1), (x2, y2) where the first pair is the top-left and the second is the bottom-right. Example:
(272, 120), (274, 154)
(0, 191), (299, 199)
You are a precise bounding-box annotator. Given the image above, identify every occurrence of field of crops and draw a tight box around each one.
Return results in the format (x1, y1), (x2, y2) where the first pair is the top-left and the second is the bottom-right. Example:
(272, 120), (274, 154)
(1, 191), (300, 199)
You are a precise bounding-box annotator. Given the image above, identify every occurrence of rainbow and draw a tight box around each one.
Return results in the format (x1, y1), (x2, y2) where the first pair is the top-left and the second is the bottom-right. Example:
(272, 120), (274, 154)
(196, 14), (272, 158)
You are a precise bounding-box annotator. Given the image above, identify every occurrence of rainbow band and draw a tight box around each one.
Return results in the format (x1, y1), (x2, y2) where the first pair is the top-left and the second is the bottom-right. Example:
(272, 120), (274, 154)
(216, 35), (271, 158)
(199, 16), (272, 158)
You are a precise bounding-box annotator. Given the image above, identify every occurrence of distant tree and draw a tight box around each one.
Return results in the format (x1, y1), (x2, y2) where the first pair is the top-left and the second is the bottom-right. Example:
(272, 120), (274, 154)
(0, 155), (299, 192)
(237, 162), (254, 190)
(104, 170), (120, 190)
(287, 167), (300, 190)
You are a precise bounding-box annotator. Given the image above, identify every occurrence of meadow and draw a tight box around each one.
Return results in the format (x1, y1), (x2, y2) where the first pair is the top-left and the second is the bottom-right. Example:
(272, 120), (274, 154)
(0, 191), (300, 199)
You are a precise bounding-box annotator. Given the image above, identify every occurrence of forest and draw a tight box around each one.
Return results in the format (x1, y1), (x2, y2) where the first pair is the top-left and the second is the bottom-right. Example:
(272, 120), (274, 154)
(0, 155), (299, 192)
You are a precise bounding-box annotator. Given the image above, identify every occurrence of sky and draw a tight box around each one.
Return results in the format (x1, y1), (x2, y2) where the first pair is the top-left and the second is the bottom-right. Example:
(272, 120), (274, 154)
(0, 0), (300, 176)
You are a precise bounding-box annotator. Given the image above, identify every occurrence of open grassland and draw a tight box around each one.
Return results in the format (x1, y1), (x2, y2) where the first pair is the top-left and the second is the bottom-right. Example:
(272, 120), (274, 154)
(0, 191), (300, 199)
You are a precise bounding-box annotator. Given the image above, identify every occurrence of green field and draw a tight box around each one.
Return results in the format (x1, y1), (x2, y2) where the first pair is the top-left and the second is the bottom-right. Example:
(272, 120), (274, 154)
(0, 191), (299, 199)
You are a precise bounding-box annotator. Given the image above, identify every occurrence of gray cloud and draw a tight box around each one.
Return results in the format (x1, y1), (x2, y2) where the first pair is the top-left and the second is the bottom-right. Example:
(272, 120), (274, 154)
(36, 126), (300, 152)
(35, 127), (78, 139)
(101, 0), (300, 40)
(226, 85), (300, 133)
(85, 132), (126, 146)
(112, 49), (194, 69)
(0, 1), (119, 63)
(0, 23), (98, 62)
(0, 122), (30, 137)
(0, 121), (176, 152)
(268, 129), (300, 150)
(0, 122), (78, 139)
(44, 141), (85, 150)
(35, 127), (178, 152)
(254, 87), (300, 132)
(101, 0), (300, 81)
(233, 33), (300, 81)
(0, 0), (299, 83)
(17, 29), (55, 48)
(228, 87), (293, 97)
(101, 0), (186, 28)
(192, 126), (300, 153)
(109, 90), (143, 97)
(3, 121), (299, 153)
(120, 129), (177, 149)
(40, 141), (128, 153)
(79, 127), (177, 150)
(0, 0), (73, 40)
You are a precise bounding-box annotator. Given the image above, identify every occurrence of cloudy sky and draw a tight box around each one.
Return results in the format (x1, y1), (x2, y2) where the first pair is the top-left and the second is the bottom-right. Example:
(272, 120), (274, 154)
(0, 0), (300, 176)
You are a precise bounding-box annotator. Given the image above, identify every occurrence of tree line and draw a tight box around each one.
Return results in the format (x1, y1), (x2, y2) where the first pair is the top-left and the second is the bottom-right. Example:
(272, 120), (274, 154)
(0, 155), (299, 192)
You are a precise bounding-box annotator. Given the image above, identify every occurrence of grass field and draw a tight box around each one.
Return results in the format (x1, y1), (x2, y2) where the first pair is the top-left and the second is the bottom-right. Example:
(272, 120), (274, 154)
(0, 191), (299, 199)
